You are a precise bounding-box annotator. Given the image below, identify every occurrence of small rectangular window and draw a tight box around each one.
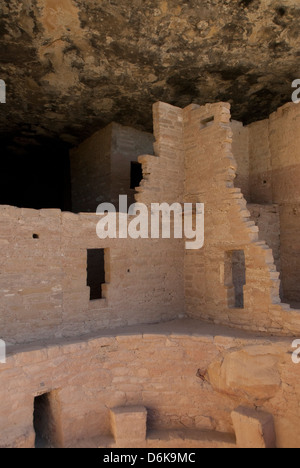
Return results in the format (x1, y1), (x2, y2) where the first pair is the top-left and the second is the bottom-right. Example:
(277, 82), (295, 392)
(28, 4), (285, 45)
(200, 116), (215, 129)
(87, 249), (105, 301)
(130, 161), (143, 190)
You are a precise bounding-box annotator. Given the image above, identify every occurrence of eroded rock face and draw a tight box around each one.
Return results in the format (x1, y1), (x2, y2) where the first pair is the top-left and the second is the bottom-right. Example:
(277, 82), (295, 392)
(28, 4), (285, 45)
(207, 345), (282, 403)
(0, 0), (299, 149)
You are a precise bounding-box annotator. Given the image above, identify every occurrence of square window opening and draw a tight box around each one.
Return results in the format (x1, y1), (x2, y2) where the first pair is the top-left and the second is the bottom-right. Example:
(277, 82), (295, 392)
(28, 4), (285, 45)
(200, 116), (215, 130)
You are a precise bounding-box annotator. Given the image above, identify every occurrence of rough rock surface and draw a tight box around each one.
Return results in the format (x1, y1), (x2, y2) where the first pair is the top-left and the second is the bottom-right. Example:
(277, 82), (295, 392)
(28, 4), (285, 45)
(0, 0), (300, 150)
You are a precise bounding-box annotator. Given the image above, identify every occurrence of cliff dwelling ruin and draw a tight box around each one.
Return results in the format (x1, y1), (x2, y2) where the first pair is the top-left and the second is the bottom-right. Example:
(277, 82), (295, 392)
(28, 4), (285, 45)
(1, 0), (300, 450)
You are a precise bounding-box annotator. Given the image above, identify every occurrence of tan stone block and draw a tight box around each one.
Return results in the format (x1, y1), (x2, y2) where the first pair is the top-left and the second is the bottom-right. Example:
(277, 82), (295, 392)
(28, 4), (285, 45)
(110, 406), (147, 444)
(231, 406), (276, 448)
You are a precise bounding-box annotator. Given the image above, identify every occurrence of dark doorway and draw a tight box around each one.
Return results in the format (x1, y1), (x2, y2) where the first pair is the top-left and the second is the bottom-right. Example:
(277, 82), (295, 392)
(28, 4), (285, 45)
(87, 249), (106, 300)
(130, 161), (143, 190)
(33, 391), (63, 448)
(0, 137), (72, 211)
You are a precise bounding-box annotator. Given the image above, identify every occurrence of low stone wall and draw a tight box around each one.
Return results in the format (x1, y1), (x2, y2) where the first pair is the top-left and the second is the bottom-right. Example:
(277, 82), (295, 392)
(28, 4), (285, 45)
(0, 319), (299, 448)
(0, 205), (184, 344)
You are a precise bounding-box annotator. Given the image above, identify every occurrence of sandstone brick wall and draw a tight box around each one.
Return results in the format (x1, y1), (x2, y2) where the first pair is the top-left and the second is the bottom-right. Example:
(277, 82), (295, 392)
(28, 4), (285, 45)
(278, 205), (300, 304)
(136, 102), (185, 206)
(182, 102), (287, 333)
(248, 103), (300, 304)
(70, 123), (154, 213)
(3, 100), (300, 343)
(1, 320), (300, 448)
(1, 105), (189, 345)
(230, 120), (249, 201)
(248, 204), (281, 273)
(110, 123), (154, 208)
(248, 119), (273, 204)
(70, 124), (112, 213)
(0, 205), (184, 344)
(269, 104), (300, 304)
(3, 101), (300, 448)
(269, 104), (300, 205)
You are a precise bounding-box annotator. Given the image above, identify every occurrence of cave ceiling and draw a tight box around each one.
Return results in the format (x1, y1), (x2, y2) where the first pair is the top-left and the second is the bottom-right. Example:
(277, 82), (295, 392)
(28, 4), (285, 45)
(0, 0), (299, 152)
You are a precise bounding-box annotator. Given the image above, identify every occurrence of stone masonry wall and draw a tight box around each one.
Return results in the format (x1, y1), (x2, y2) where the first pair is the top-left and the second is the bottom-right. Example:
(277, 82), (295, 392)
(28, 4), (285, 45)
(180, 101), (300, 335)
(2, 101), (300, 449)
(0, 205), (184, 344)
(1, 320), (300, 449)
(230, 120), (249, 201)
(70, 124), (113, 213)
(70, 123), (154, 213)
(248, 119), (273, 204)
(110, 123), (154, 208)
(3, 100), (300, 341)
(248, 204), (281, 273)
(136, 102), (185, 206)
(248, 103), (300, 303)
(269, 103), (300, 304)
(0, 105), (188, 344)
